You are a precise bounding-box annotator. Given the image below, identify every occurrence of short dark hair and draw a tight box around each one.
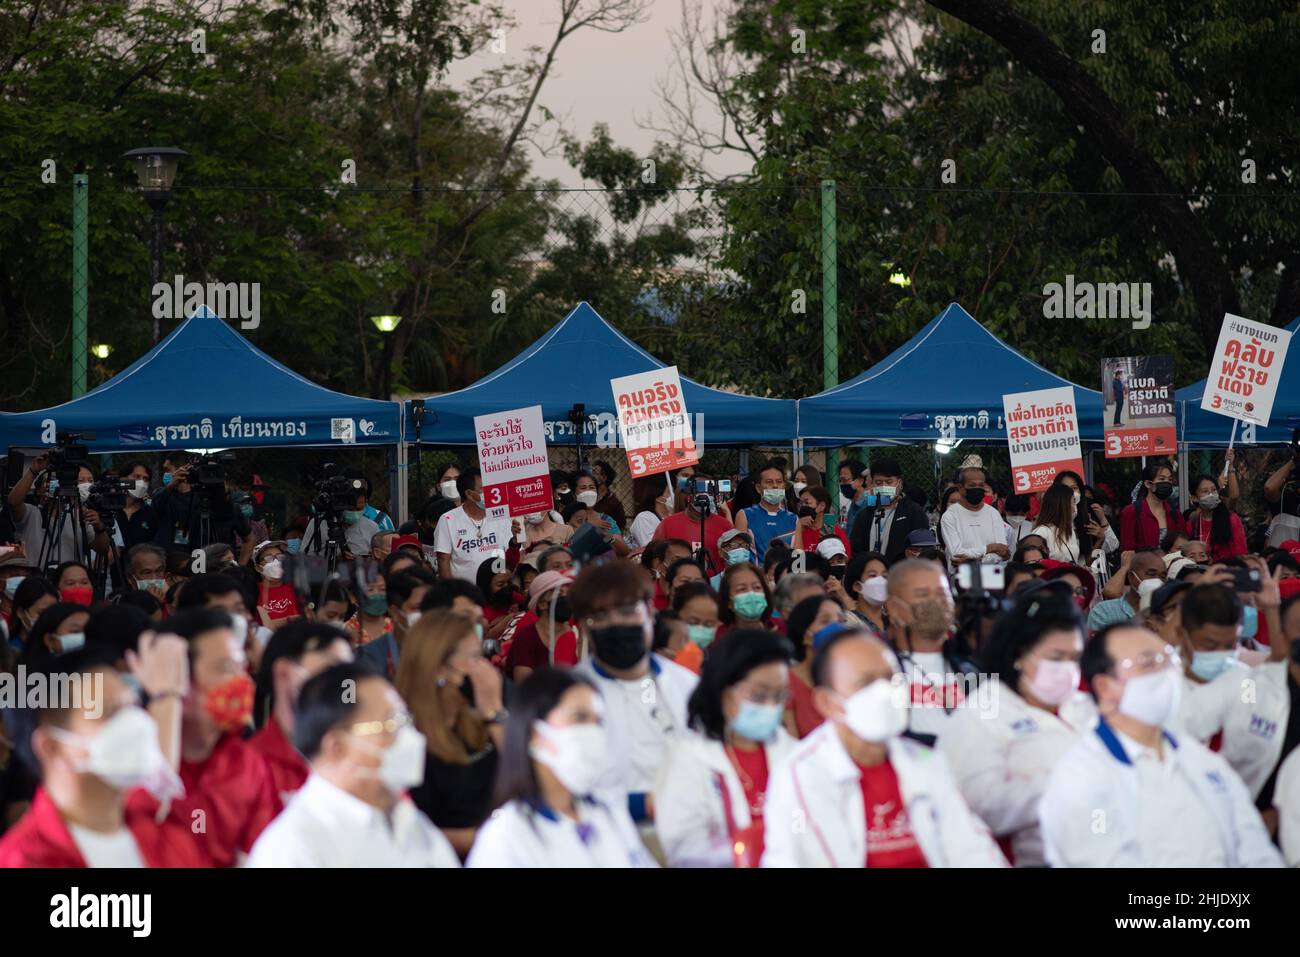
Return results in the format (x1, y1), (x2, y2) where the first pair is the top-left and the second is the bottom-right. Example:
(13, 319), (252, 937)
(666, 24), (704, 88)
(10, 645), (122, 773)
(845, 551), (887, 589)
(839, 458), (867, 480)
(386, 568), (435, 608)
(810, 626), (871, 689)
(754, 461), (784, 482)
(1180, 583), (1242, 631)
(1080, 624), (1133, 699)
(456, 467), (482, 498)
(492, 668), (598, 810)
(85, 604), (152, 660)
(652, 610), (680, 652)
(687, 629), (793, 740)
(422, 577), (486, 612)
(123, 460), (152, 479)
(568, 559), (652, 622)
(254, 621), (353, 729)
(665, 557), (704, 588)
(560, 501), (588, 523)
(785, 593), (842, 661)
(980, 592), (1082, 691)
(174, 573), (243, 610)
(869, 457), (902, 479)
(114, 589), (162, 617)
(294, 662), (383, 760)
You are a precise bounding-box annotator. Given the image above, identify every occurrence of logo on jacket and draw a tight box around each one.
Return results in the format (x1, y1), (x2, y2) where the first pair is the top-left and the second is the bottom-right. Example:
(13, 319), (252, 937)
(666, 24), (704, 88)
(1248, 714), (1277, 739)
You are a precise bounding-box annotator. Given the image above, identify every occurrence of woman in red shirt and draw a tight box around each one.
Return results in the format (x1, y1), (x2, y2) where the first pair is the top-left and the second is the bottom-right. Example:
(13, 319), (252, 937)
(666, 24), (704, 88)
(504, 570), (577, 682)
(782, 594), (848, 738)
(776, 485), (851, 557)
(1118, 461), (1186, 550)
(653, 628), (796, 867)
(1184, 474), (1247, 562)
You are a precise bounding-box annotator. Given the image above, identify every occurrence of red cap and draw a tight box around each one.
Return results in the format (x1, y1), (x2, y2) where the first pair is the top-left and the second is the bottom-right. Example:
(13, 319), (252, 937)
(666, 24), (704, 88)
(1280, 539), (1300, 559)
(392, 534), (421, 551)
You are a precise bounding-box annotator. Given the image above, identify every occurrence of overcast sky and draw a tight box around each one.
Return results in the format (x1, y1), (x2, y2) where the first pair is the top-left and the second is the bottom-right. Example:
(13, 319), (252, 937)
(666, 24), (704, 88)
(448, 0), (751, 185)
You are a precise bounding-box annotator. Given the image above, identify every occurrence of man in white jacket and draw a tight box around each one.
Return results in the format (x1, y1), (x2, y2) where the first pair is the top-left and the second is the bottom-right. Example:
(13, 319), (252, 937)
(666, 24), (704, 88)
(762, 628), (1006, 867)
(1038, 624), (1281, 867)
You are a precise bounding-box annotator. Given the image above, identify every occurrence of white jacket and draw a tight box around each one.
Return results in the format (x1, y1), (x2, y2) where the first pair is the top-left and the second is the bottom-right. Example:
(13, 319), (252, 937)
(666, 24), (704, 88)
(654, 728), (798, 868)
(1275, 746), (1300, 867)
(1027, 523), (1118, 564)
(938, 684), (1096, 866)
(1180, 661), (1291, 799)
(573, 654), (698, 798)
(1038, 720), (1282, 867)
(467, 791), (657, 868)
(761, 722), (1007, 868)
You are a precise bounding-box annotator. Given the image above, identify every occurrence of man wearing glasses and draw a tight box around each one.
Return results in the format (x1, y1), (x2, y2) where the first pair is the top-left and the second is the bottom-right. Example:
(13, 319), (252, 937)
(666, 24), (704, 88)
(569, 560), (698, 829)
(249, 662), (459, 867)
(1038, 624), (1280, 867)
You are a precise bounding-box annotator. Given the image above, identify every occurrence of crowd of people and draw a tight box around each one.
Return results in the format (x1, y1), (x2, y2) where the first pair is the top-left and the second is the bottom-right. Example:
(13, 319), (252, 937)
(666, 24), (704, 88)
(1, 444), (1298, 869)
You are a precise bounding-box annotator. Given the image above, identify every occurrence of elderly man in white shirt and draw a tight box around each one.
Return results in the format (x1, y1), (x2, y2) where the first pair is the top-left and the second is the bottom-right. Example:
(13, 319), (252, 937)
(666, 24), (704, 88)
(248, 663), (459, 868)
(940, 466), (1010, 572)
(1038, 623), (1280, 868)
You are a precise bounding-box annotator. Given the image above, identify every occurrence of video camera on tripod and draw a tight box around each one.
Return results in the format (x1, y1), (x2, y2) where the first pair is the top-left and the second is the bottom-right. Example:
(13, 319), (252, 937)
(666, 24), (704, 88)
(312, 464), (364, 517)
(44, 432), (93, 492)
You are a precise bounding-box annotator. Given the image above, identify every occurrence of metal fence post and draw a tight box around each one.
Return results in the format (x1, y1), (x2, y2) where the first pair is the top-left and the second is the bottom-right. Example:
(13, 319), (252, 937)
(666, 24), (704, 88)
(821, 179), (839, 508)
(72, 173), (88, 397)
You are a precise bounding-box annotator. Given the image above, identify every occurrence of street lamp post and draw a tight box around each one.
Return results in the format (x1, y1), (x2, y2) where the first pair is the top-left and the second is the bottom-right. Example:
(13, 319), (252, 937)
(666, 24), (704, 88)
(370, 314), (403, 399)
(123, 147), (187, 344)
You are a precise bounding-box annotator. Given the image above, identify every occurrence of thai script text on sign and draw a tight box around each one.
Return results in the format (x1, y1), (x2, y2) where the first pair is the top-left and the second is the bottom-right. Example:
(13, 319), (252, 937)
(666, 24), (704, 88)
(474, 405), (552, 519)
(1003, 386), (1085, 494)
(1201, 314), (1293, 427)
(610, 367), (700, 478)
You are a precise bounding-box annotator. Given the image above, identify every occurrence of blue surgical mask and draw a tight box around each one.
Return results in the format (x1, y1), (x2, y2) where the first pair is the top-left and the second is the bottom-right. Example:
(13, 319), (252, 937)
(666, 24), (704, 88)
(728, 700), (783, 743)
(162, 472), (173, 486)
(761, 488), (785, 506)
(134, 578), (166, 593)
(58, 631), (86, 655)
(3, 577), (21, 597)
(120, 671), (143, 702)
(1240, 606), (1259, 640)
(286, 539), (302, 554)
(733, 592), (768, 620)
(1190, 649), (1238, 682)
(725, 547), (751, 566)
(239, 504), (254, 520)
(342, 510), (362, 526)
(687, 624), (717, 649)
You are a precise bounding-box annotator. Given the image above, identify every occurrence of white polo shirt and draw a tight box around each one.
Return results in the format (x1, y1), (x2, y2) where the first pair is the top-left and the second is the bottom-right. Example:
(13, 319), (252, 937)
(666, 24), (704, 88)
(433, 505), (512, 582)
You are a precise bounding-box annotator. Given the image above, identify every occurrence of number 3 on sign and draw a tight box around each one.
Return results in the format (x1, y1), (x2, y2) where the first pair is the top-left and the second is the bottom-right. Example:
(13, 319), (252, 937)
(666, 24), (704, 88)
(487, 486), (504, 507)
(1014, 470), (1031, 493)
(1106, 434), (1122, 456)
(630, 452), (645, 475)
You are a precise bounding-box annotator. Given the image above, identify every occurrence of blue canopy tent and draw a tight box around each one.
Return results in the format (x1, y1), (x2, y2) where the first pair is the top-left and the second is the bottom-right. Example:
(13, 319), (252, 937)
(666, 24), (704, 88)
(0, 307), (404, 453)
(408, 302), (797, 446)
(1176, 316), (1300, 447)
(796, 303), (1105, 446)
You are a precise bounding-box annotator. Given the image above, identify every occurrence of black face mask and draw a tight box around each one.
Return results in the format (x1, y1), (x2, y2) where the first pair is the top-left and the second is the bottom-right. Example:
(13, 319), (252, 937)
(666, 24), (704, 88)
(488, 587), (513, 609)
(1151, 482), (1174, 500)
(839, 482), (855, 501)
(963, 487), (986, 506)
(550, 596), (573, 621)
(591, 623), (647, 669)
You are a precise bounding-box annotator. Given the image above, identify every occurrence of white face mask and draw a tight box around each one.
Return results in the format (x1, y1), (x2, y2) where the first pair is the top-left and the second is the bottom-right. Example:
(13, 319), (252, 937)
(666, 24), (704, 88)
(858, 576), (888, 606)
(50, 707), (169, 791)
(839, 679), (907, 743)
(129, 479), (150, 500)
(353, 724), (427, 794)
(1025, 658), (1080, 707)
(229, 613), (249, 646)
(792, 481), (808, 495)
(530, 721), (608, 796)
(262, 559), (284, 581)
(1072, 490), (1082, 507)
(77, 482), (92, 502)
(440, 480), (460, 500)
(526, 512), (546, 525)
(1135, 577), (1163, 603)
(1117, 668), (1181, 728)
(576, 490), (599, 508)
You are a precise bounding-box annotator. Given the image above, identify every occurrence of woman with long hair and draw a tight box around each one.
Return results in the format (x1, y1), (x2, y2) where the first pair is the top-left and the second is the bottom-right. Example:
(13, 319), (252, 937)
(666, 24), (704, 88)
(655, 628), (796, 866)
(467, 668), (655, 867)
(395, 609), (506, 859)
(1185, 474), (1246, 562)
(1028, 485), (1084, 564)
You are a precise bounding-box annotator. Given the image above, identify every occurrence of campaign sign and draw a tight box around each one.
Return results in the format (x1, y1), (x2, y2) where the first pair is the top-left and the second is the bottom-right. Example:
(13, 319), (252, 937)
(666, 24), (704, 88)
(1102, 355), (1176, 458)
(474, 405), (552, 520)
(1003, 386), (1085, 494)
(610, 366), (700, 478)
(1201, 314), (1293, 427)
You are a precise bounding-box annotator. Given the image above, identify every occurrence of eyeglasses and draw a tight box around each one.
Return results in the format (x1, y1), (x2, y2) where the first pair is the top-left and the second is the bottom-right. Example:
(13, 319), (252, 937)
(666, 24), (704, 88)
(1114, 645), (1180, 675)
(737, 684), (789, 707)
(348, 711), (413, 737)
(583, 601), (649, 629)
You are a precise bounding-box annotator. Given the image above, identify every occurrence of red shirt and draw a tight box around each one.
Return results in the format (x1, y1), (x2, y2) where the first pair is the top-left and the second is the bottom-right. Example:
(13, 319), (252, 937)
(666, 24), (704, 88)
(858, 760), (928, 868)
(729, 744), (769, 819)
(652, 578), (670, 611)
(504, 620), (578, 673)
(247, 719), (310, 800)
(257, 582), (301, 621)
(1119, 497), (1187, 551)
(0, 787), (210, 867)
(787, 672), (824, 739)
(652, 511), (734, 573)
(1185, 510), (1247, 562)
(179, 733), (282, 867)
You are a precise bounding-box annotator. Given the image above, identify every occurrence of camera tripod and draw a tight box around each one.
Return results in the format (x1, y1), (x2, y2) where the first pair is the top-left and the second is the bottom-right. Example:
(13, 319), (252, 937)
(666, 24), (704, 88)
(302, 510), (347, 572)
(37, 484), (92, 572)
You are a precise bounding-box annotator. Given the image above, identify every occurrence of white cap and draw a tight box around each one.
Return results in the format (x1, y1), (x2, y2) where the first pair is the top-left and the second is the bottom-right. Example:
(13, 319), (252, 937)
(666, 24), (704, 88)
(815, 538), (847, 561)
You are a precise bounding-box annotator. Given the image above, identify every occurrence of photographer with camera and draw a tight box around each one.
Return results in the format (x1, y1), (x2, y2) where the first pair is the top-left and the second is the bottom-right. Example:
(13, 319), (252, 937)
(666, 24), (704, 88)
(651, 472), (734, 575)
(6, 452), (110, 570)
(111, 461), (158, 550)
(150, 452), (250, 552)
(1264, 439), (1300, 546)
(300, 468), (381, 562)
